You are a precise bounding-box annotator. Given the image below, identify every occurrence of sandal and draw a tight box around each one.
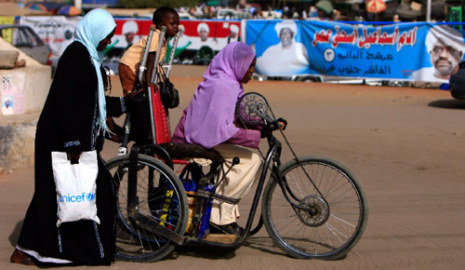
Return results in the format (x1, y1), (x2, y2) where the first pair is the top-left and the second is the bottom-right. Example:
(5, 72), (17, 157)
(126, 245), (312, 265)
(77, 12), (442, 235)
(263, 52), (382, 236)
(10, 249), (35, 266)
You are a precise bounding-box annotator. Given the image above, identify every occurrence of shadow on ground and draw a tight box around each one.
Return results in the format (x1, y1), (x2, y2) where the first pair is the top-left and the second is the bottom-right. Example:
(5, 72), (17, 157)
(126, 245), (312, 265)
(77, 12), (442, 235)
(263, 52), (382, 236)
(9, 221), (22, 248)
(170, 235), (285, 260)
(172, 242), (237, 260)
(428, 99), (465, 109)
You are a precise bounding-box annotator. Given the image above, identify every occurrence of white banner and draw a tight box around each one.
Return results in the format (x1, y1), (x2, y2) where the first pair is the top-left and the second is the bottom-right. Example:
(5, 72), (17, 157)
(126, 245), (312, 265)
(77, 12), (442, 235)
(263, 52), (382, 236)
(20, 16), (81, 62)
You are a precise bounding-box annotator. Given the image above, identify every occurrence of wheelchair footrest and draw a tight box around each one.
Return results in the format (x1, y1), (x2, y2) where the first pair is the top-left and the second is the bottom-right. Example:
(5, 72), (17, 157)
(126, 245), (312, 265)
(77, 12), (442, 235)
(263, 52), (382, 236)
(202, 233), (239, 244)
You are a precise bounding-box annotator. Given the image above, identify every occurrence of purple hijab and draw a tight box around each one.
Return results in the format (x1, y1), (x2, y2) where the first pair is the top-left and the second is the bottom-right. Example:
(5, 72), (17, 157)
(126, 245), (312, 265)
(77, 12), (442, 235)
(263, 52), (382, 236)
(184, 42), (256, 148)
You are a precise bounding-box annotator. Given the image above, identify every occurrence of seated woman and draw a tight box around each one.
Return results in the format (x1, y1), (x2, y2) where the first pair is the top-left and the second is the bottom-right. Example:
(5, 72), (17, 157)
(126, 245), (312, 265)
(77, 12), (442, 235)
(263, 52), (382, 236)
(172, 42), (263, 235)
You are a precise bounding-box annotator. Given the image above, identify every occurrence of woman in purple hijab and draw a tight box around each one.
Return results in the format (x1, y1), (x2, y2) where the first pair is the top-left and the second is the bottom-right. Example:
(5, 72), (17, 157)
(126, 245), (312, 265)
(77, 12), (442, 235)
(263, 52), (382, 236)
(172, 41), (262, 234)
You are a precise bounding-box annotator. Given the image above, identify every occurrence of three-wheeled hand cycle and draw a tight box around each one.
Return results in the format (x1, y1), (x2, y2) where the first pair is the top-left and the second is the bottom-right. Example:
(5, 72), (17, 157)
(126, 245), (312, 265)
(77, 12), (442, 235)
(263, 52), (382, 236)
(105, 26), (368, 263)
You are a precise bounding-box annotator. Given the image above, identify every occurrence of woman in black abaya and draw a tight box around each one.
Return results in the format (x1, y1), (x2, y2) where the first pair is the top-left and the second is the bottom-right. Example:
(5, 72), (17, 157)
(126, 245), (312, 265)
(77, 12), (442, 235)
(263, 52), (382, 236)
(10, 9), (125, 266)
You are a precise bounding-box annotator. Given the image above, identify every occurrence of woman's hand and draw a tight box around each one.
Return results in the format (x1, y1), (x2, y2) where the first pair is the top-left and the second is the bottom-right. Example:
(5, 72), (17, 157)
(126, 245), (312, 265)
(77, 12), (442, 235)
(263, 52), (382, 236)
(66, 152), (82, 164)
(126, 87), (144, 98)
(261, 118), (288, 138)
(276, 118), (288, 130)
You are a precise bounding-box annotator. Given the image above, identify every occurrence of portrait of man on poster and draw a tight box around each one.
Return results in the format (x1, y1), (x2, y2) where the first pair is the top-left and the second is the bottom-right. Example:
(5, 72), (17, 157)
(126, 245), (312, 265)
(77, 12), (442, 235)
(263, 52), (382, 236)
(255, 20), (309, 76)
(411, 25), (465, 83)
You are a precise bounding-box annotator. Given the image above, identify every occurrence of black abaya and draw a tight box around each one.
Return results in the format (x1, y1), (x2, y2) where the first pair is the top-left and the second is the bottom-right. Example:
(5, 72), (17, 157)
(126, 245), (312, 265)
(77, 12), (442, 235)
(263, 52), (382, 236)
(16, 41), (124, 265)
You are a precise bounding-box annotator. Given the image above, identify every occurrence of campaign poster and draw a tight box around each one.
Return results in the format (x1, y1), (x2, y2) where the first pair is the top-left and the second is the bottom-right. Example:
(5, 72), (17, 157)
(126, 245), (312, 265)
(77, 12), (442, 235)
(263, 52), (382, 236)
(113, 18), (152, 50)
(112, 19), (242, 65)
(1, 73), (25, 116)
(246, 20), (465, 83)
(19, 16), (81, 63)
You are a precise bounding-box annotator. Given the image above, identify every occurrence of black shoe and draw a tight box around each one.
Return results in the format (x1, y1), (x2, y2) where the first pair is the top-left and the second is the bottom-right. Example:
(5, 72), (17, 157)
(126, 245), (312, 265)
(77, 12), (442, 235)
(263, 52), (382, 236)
(210, 222), (244, 235)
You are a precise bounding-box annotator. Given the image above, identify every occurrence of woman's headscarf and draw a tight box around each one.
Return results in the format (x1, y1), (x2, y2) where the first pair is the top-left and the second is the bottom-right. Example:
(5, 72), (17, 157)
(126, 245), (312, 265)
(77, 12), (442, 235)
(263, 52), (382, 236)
(74, 8), (116, 133)
(184, 41), (256, 148)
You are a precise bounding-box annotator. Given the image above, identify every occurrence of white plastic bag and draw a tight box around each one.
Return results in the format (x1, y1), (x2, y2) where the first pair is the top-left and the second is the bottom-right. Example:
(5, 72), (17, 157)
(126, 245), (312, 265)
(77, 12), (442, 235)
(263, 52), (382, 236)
(52, 150), (100, 227)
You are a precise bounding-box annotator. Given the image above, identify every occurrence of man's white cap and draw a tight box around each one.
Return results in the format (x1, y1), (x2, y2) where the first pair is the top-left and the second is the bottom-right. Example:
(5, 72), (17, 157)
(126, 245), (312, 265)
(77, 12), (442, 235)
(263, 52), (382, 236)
(274, 20), (297, 37)
(197, 22), (210, 33)
(426, 25), (465, 54)
(230, 24), (239, 34)
(122, 20), (138, 34)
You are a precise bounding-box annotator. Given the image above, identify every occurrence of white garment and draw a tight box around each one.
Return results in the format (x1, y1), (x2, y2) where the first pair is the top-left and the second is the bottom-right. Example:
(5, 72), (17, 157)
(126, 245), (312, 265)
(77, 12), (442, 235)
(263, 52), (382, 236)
(17, 245), (72, 264)
(410, 67), (449, 83)
(256, 41), (309, 76)
(209, 144), (263, 225)
(189, 37), (222, 51)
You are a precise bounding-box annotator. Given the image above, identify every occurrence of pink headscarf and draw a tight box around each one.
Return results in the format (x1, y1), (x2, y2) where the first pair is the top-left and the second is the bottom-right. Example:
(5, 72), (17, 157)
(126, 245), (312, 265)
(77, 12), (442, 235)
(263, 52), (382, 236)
(184, 42), (256, 148)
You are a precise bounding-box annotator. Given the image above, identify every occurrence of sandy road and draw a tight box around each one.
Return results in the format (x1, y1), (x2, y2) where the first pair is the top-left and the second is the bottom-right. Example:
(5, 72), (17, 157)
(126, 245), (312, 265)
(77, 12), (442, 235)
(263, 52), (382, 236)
(1, 65), (465, 269)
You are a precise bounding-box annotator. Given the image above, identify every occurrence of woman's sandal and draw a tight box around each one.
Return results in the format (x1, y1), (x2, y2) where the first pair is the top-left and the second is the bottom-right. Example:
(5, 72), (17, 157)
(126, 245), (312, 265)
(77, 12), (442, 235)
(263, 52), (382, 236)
(10, 249), (35, 266)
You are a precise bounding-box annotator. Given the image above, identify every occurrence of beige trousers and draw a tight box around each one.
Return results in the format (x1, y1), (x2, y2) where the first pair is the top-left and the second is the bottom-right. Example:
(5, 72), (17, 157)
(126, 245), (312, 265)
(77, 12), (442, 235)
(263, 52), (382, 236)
(208, 144), (263, 225)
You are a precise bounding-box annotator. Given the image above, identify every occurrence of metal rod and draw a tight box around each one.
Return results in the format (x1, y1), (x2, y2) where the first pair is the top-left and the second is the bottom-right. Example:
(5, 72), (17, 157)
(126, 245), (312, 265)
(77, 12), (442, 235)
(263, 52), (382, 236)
(147, 26), (166, 145)
(118, 27), (156, 156)
(150, 26), (166, 85)
(138, 26), (156, 83)
(166, 29), (182, 78)
(426, 0), (431, 22)
(238, 142), (278, 243)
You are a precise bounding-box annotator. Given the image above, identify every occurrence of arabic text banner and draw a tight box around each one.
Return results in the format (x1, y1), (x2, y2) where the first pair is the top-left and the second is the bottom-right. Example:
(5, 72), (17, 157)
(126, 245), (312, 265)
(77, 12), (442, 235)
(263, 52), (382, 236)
(19, 16), (81, 59)
(19, 16), (242, 62)
(246, 20), (465, 83)
(113, 19), (242, 51)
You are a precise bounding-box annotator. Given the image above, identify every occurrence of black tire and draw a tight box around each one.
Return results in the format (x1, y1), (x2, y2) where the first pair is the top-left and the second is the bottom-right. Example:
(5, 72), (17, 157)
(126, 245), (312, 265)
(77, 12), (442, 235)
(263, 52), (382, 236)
(106, 154), (188, 262)
(296, 75), (321, 82)
(262, 156), (368, 259)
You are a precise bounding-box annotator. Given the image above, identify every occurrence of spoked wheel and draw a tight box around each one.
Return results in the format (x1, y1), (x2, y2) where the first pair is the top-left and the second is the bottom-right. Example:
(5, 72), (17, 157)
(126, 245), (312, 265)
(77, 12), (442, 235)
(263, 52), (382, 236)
(106, 154), (188, 262)
(262, 156), (368, 259)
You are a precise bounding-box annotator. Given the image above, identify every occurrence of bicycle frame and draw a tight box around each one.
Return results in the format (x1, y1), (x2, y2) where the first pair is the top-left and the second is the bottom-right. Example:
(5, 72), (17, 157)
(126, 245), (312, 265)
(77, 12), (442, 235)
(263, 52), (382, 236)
(121, 128), (284, 247)
(114, 28), (327, 249)
(191, 133), (283, 247)
(192, 133), (325, 247)
(111, 80), (367, 260)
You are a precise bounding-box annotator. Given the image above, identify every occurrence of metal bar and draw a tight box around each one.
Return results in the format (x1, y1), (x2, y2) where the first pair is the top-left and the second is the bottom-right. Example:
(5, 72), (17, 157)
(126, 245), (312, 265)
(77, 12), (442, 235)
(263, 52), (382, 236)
(147, 26), (166, 145)
(150, 26), (166, 85)
(239, 142), (278, 242)
(165, 29), (182, 78)
(117, 113), (131, 155)
(130, 212), (185, 245)
(138, 27), (156, 83)
(117, 27), (155, 156)
(127, 148), (139, 214)
(426, 0), (431, 22)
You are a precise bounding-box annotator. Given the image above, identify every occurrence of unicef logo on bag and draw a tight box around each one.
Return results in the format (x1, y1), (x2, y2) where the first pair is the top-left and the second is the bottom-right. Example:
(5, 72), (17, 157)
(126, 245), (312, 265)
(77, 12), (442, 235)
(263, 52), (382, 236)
(86, 192), (95, 201)
(52, 150), (100, 226)
(59, 192), (96, 203)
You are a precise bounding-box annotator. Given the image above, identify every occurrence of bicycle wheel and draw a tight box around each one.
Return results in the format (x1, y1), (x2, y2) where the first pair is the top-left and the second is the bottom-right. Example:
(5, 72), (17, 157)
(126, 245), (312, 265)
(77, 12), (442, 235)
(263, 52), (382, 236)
(106, 154), (188, 262)
(262, 156), (368, 259)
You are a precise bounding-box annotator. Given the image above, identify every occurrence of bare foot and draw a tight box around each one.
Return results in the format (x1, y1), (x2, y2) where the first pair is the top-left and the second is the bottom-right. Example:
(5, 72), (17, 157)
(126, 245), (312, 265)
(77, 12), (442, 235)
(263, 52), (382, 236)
(10, 249), (35, 266)
(14, 59), (26, 68)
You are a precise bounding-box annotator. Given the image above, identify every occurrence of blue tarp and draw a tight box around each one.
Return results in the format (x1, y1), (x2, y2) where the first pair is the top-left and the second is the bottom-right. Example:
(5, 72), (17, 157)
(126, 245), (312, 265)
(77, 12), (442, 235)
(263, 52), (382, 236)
(246, 20), (465, 83)
(82, 0), (118, 6)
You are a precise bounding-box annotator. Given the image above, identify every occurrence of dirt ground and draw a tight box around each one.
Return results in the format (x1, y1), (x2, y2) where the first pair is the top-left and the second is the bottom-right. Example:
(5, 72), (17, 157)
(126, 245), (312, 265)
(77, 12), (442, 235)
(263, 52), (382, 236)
(1, 65), (465, 269)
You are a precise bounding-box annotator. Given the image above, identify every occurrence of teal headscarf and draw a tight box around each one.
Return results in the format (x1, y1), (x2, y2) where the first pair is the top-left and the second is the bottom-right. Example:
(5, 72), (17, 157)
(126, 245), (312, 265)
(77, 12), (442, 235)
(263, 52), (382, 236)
(74, 8), (116, 133)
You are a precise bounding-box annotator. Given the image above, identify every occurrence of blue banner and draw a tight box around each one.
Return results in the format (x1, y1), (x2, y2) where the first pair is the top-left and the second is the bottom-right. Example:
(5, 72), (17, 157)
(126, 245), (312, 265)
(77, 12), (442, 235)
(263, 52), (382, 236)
(246, 20), (465, 83)
(82, 0), (118, 6)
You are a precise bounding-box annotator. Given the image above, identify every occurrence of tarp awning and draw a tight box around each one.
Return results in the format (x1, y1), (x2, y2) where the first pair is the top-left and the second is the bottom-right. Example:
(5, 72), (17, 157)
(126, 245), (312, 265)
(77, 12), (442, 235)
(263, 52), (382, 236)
(0, 3), (51, 16)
